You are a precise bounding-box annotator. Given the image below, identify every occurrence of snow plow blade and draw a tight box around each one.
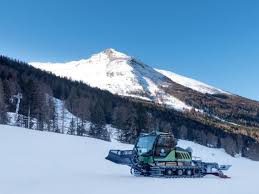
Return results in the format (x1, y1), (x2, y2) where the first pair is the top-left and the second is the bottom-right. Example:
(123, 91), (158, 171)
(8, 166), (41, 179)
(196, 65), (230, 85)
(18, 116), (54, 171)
(105, 150), (133, 166)
(201, 162), (232, 178)
(210, 172), (231, 179)
(219, 165), (231, 171)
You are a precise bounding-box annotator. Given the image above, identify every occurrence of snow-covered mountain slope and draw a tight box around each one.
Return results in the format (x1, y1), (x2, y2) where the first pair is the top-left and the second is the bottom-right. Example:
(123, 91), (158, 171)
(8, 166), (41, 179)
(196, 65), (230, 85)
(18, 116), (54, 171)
(7, 97), (79, 132)
(7, 96), (118, 139)
(30, 48), (228, 111)
(1, 125), (259, 194)
(156, 69), (228, 94)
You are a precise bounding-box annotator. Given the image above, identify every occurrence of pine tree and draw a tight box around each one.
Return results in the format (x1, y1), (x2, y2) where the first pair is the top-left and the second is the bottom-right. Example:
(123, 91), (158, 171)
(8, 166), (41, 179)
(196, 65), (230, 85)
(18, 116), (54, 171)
(76, 120), (85, 136)
(67, 117), (76, 135)
(26, 105), (34, 129)
(46, 96), (55, 131)
(0, 79), (8, 124)
(89, 104), (110, 141)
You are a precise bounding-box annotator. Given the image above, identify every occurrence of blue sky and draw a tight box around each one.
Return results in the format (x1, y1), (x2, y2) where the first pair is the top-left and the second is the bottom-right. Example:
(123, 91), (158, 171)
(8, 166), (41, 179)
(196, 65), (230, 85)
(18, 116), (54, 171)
(1, 0), (259, 100)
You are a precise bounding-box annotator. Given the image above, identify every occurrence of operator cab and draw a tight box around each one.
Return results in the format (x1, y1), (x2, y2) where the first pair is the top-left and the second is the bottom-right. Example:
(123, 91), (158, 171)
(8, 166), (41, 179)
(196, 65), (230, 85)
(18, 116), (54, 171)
(135, 134), (156, 155)
(155, 134), (176, 157)
(135, 132), (176, 157)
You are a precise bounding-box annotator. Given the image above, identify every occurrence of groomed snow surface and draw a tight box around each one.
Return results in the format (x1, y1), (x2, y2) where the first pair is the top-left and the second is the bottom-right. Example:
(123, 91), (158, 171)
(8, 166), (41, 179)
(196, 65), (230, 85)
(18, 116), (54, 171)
(1, 125), (258, 194)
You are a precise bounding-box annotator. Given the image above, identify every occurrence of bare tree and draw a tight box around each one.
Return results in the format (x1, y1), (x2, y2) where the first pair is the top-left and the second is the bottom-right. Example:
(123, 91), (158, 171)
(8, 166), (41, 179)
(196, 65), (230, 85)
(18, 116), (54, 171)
(60, 99), (68, 134)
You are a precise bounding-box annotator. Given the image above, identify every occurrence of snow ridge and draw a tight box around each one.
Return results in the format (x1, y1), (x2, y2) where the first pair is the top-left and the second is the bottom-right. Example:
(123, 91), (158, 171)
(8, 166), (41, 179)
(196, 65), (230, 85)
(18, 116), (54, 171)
(156, 69), (228, 95)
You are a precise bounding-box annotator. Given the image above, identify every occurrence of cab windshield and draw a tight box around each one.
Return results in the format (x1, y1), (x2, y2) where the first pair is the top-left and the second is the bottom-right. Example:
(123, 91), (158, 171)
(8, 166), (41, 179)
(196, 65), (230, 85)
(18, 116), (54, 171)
(136, 135), (156, 155)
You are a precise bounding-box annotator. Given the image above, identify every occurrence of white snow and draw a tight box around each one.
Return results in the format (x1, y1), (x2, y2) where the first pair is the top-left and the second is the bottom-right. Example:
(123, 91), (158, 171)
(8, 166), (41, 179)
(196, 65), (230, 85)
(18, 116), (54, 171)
(7, 96), (120, 137)
(7, 96), (85, 132)
(7, 112), (18, 126)
(156, 69), (229, 94)
(30, 48), (200, 111)
(0, 125), (258, 194)
(52, 97), (91, 133)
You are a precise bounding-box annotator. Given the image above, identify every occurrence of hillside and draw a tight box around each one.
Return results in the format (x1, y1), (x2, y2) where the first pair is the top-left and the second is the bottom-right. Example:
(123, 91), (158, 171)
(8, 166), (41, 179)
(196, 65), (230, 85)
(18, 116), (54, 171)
(1, 55), (259, 160)
(31, 48), (227, 111)
(31, 49), (259, 130)
(1, 125), (259, 194)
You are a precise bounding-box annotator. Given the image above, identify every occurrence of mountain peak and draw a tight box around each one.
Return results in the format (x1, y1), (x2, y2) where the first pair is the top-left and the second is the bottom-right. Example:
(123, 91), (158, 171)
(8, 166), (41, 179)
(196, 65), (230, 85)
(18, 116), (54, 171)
(101, 48), (130, 60)
(103, 48), (117, 54)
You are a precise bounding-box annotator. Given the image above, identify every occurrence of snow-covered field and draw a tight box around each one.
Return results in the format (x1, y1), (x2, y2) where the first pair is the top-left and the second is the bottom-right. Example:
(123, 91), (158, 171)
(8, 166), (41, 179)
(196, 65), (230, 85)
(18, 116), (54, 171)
(1, 125), (259, 194)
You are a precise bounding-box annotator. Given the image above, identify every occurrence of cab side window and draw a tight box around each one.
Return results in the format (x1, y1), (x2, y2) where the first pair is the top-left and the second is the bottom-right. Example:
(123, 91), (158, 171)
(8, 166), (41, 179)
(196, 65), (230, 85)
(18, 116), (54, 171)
(155, 136), (174, 157)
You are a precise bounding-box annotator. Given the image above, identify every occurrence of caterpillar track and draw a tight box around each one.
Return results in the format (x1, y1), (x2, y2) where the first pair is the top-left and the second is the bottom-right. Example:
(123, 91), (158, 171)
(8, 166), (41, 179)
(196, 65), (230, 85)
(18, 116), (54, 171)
(128, 160), (230, 178)
(131, 165), (204, 178)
